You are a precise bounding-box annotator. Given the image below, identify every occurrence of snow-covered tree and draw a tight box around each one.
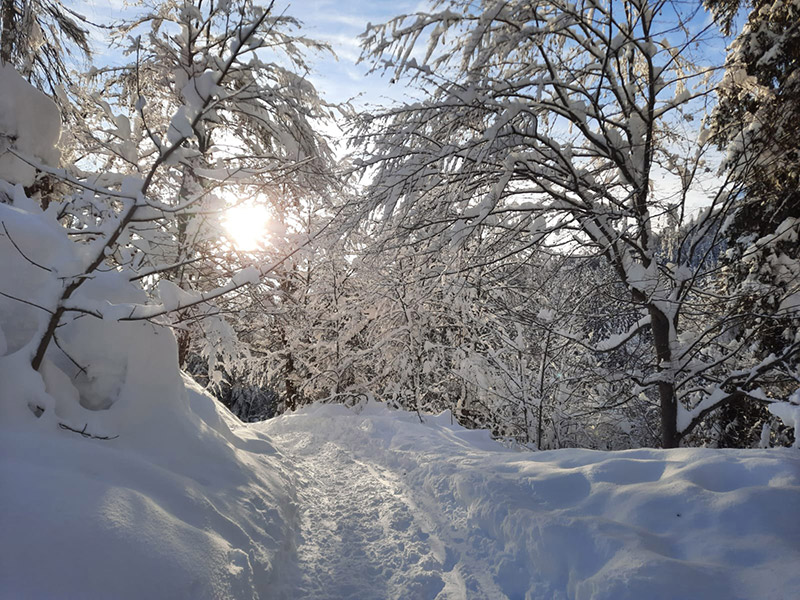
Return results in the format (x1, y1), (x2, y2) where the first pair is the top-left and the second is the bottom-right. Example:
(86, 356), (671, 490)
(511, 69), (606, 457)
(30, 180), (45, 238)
(0, 0), (343, 411)
(0, 0), (91, 96)
(705, 0), (800, 445)
(65, 0), (339, 385)
(239, 210), (371, 412)
(355, 0), (799, 446)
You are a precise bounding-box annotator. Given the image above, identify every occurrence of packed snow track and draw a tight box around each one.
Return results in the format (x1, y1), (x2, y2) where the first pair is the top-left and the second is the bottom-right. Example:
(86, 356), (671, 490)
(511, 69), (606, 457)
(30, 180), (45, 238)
(257, 403), (800, 600)
(269, 434), (461, 599)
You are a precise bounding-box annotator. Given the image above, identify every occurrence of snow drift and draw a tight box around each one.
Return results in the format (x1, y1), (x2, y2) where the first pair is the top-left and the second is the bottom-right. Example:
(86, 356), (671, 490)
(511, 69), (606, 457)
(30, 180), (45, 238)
(0, 379), (297, 599)
(4, 392), (798, 600)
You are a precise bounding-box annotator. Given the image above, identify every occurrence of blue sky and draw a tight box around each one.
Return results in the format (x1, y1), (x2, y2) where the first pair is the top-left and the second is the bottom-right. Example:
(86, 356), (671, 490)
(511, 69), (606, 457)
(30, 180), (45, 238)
(296, 0), (423, 106)
(75, 0), (733, 109)
(77, 0), (423, 108)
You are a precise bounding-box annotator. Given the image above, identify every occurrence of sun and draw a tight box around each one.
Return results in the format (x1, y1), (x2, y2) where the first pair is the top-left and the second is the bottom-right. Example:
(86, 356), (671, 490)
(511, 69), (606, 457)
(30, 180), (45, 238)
(223, 204), (270, 251)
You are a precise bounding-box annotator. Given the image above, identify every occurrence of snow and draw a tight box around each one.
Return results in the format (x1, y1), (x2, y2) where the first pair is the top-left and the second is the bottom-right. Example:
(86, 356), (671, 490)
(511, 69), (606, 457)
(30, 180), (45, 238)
(181, 70), (222, 111)
(769, 401), (800, 448)
(232, 265), (262, 286)
(0, 65), (61, 186)
(259, 403), (800, 600)
(158, 278), (202, 312)
(595, 315), (650, 351)
(168, 106), (196, 145)
(3, 390), (798, 599)
(0, 191), (78, 352)
(0, 152), (295, 597)
(0, 379), (297, 600)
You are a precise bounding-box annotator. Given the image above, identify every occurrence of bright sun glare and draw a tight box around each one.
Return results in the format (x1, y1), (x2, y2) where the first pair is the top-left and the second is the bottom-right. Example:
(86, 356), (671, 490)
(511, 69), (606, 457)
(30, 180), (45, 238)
(223, 204), (270, 251)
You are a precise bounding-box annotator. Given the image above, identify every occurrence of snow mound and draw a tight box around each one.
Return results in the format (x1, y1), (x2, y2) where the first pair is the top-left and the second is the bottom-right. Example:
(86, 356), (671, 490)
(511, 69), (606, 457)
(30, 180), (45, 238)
(0, 176), (190, 438)
(0, 65), (61, 186)
(261, 402), (800, 600)
(0, 378), (297, 600)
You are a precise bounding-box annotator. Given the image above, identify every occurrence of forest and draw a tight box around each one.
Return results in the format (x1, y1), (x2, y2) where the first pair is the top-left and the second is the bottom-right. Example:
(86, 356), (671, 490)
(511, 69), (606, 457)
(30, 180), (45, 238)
(0, 0), (798, 452)
(2, 1), (800, 598)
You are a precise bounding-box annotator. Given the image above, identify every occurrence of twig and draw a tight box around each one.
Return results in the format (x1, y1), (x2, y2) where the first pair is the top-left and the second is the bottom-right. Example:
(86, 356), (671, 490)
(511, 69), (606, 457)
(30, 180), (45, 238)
(0, 290), (54, 313)
(58, 422), (119, 440)
(2, 221), (53, 272)
(53, 334), (88, 376)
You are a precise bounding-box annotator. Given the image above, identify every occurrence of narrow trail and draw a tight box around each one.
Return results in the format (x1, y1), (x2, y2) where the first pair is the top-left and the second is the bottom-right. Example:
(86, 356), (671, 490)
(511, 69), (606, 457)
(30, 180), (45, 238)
(255, 406), (800, 600)
(267, 429), (503, 600)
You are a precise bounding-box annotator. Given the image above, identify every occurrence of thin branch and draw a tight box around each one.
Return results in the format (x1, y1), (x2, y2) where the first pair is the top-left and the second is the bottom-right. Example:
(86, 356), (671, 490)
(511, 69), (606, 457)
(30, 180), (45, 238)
(1, 221), (53, 272)
(58, 422), (119, 440)
(0, 290), (54, 313)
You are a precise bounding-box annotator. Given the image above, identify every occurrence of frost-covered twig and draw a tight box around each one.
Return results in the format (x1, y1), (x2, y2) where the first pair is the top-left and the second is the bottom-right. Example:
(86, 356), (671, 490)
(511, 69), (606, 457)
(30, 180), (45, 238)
(29, 3), (277, 371)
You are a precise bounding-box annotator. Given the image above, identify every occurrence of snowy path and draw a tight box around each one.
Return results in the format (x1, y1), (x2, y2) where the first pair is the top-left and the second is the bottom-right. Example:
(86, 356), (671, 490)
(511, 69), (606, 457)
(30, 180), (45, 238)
(267, 428), (510, 600)
(256, 404), (800, 600)
(3, 395), (799, 600)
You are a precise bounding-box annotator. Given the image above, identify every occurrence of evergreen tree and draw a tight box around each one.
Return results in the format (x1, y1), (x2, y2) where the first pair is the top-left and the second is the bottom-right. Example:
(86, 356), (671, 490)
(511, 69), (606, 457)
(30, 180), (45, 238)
(705, 0), (800, 446)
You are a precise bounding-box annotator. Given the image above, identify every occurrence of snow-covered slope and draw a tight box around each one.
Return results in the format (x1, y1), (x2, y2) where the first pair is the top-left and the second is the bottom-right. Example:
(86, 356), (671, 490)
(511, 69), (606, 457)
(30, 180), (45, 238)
(0, 378), (297, 599)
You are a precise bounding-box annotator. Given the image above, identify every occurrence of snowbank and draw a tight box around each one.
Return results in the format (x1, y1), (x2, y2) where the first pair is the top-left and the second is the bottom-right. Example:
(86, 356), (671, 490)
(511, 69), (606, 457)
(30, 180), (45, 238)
(0, 378), (298, 599)
(261, 402), (800, 600)
(2, 382), (798, 599)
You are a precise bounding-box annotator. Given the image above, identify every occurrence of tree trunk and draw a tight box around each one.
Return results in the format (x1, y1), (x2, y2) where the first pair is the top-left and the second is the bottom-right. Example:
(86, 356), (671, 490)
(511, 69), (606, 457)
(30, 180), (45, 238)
(1, 0), (15, 65)
(177, 328), (191, 368)
(649, 305), (679, 448)
(283, 336), (298, 412)
(658, 380), (679, 448)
